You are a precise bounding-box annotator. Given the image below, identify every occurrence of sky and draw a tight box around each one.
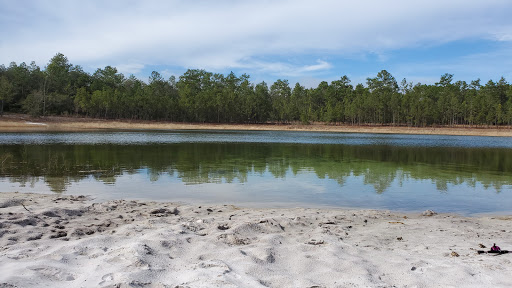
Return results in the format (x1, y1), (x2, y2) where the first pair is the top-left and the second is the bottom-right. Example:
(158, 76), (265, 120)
(1, 0), (512, 87)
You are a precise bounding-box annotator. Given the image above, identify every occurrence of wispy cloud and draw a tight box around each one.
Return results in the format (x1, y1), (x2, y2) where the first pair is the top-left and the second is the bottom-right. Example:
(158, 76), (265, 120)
(234, 59), (332, 77)
(298, 60), (332, 73)
(494, 32), (512, 42)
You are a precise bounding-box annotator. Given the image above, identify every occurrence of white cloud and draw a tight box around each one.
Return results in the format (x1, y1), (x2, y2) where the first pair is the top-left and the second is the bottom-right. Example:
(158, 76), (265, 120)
(235, 59), (332, 77)
(298, 60), (332, 73)
(0, 0), (511, 79)
(495, 33), (512, 42)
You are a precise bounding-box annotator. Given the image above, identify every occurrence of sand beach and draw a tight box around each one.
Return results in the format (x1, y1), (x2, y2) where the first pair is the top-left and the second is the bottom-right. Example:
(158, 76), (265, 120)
(1, 114), (512, 137)
(0, 192), (511, 287)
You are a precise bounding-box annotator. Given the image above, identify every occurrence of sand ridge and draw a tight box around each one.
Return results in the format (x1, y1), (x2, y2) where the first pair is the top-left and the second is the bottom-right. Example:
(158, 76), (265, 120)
(0, 193), (511, 287)
(1, 114), (512, 137)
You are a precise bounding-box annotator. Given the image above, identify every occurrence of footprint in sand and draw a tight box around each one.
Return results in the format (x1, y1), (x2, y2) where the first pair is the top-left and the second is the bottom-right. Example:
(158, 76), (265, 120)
(197, 260), (232, 275)
(99, 273), (114, 285)
(29, 266), (75, 281)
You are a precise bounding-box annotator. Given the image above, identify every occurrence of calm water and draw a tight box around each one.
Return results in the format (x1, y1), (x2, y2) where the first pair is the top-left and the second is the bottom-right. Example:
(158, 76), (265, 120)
(1, 130), (511, 215)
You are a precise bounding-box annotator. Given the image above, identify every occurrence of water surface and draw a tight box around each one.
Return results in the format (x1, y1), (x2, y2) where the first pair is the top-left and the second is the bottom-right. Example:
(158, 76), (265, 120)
(1, 130), (511, 215)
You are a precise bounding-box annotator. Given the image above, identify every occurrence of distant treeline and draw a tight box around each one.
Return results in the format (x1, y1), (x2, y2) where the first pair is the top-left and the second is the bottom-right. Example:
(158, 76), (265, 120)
(1, 53), (511, 126)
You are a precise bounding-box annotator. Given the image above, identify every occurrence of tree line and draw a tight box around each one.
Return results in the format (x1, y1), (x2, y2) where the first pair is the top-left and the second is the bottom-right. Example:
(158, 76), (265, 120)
(1, 53), (511, 126)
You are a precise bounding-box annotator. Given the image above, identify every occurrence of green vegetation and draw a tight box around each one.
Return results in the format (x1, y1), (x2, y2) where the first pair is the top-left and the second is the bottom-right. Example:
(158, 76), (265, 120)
(1, 53), (512, 126)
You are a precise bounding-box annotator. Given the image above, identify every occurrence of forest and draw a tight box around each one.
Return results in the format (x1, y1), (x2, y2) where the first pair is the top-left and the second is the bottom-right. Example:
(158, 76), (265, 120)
(1, 53), (511, 126)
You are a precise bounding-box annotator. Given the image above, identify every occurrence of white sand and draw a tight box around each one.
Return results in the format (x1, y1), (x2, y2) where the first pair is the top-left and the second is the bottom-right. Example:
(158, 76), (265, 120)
(0, 193), (511, 288)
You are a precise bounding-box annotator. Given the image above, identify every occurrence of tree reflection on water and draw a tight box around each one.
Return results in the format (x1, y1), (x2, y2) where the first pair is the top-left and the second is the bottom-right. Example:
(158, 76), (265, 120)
(1, 143), (511, 194)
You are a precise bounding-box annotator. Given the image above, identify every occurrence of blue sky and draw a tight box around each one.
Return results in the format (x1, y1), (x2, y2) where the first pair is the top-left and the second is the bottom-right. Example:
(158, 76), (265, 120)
(1, 0), (511, 87)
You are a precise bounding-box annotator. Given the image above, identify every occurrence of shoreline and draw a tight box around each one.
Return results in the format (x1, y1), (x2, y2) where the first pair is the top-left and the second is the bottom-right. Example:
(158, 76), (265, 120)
(1, 192), (511, 287)
(1, 114), (512, 137)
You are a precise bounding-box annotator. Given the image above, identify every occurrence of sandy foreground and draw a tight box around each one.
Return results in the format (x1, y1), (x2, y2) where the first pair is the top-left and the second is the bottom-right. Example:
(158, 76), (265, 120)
(1, 114), (512, 137)
(0, 193), (510, 287)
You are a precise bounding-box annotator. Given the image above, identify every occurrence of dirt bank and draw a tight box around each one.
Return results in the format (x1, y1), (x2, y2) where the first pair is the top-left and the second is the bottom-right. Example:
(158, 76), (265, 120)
(1, 114), (511, 137)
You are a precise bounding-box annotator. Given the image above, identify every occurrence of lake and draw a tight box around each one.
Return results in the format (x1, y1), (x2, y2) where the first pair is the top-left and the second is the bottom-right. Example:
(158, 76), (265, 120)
(1, 130), (511, 215)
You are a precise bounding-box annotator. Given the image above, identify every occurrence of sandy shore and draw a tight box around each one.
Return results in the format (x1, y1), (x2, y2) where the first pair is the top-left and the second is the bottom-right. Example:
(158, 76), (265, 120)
(1, 114), (512, 137)
(0, 193), (511, 287)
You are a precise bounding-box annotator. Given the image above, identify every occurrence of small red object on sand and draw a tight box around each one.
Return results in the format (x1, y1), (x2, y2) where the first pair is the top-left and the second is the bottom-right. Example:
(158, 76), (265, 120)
(491, 243), (501, 251)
